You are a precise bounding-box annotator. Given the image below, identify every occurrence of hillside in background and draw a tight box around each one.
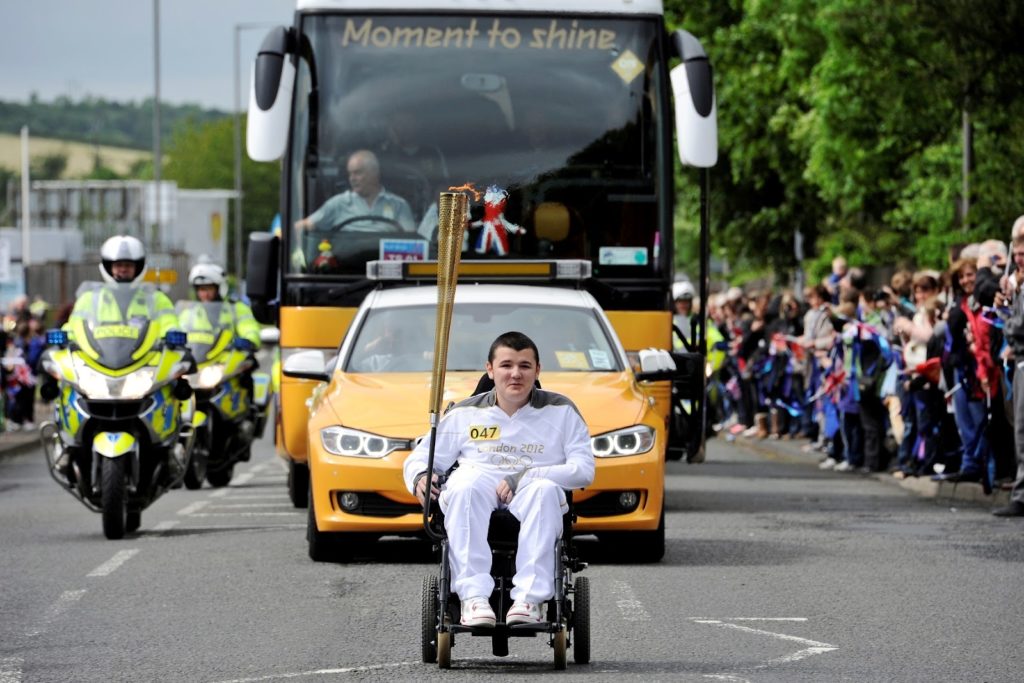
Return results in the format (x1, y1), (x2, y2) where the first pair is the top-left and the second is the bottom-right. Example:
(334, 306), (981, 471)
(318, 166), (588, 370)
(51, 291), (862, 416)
(0, 133), (151, 177)
(0, 95), (228, 151)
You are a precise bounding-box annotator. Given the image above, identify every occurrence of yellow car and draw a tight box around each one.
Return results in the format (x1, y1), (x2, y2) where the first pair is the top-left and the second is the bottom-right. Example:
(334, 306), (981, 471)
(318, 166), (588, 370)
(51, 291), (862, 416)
(284, 282), (683, 563)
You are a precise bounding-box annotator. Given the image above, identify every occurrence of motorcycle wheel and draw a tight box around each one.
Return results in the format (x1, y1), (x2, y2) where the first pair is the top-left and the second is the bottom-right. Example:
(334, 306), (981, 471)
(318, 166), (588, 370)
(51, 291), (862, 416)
(206, 465), (234, 488)
(183, 454), (206, 491)
(101, 456), (127, 540)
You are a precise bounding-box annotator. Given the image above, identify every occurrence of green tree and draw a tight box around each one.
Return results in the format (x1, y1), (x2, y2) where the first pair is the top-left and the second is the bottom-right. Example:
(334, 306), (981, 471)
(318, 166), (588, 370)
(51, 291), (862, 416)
(163, 116), (280, 277)
(665, 0), (1024, 284)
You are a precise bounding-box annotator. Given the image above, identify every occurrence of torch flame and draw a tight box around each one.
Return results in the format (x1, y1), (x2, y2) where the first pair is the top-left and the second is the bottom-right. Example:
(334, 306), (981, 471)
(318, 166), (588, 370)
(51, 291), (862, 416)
(448, 183), (482, 201)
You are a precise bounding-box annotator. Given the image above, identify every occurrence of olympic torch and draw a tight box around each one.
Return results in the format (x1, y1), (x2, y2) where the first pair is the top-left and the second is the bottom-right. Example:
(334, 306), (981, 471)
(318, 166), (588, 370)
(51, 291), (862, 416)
(423, 191), (467, 539)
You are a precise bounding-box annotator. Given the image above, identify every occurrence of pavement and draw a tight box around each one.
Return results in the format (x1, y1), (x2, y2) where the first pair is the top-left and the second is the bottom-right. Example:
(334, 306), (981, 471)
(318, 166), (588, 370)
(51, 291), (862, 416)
(0, 402), (50, 459)
(719, 427), (1015, 511)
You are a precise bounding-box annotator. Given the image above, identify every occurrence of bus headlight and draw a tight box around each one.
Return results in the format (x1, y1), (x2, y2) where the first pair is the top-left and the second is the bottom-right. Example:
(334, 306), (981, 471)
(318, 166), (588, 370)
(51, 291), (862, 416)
(320, 426), (410, 458)
(590, 425), (655, 457)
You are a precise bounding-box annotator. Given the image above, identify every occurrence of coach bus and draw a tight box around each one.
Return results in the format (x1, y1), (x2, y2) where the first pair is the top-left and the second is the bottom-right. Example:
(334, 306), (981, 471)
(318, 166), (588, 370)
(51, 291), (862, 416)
(244, 0), (717, 508)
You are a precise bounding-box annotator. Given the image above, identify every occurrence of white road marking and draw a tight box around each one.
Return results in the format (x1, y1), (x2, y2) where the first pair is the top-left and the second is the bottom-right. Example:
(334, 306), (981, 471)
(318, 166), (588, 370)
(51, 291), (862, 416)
(692, 620), (834, 648)
(210, 492), (290, 500)
(249, 463), (269, 474)
(186, 512), (301, 517)
(0, 657), (23, 683)
(167, 523), (306, 532)
(703, 676), (751, 682)
(231, 473), (255, 486)
(208, 661), (417, 683)
(177, 501), (210, 516)
(609, 580), (650, 622)
(691, 617), (808, 622)
(692, 618), (837, 675)
(87, 549), (140, 577)
(24, 589), (86, 637)
(208, 503), (295, 509)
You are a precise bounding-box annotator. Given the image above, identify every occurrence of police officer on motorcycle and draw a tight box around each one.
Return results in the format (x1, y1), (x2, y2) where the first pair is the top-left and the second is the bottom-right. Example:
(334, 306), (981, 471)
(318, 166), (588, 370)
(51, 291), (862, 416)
(65, 235), (179, 342)
(182, 262), (261, 349)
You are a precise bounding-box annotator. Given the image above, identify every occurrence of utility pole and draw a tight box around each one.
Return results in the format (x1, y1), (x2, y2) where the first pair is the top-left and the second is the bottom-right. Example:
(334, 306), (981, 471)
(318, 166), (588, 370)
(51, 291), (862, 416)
(20, 126), (30, 266)
(152, 0), (162, 250)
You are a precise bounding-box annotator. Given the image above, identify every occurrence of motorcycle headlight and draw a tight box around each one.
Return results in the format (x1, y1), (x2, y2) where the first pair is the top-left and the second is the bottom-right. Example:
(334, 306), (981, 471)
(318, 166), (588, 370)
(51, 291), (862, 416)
(75, 365), (111, 399)
(120, 369), (156, 399)
(591, 425), (656, 458)
(320, 426), (410, 458)
(197, 364), (225, 389)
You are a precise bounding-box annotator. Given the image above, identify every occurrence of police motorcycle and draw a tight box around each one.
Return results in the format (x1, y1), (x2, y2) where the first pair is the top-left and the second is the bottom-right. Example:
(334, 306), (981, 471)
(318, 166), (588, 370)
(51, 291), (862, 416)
(175, 298), (271, 488)
(38, 282), (199, 540)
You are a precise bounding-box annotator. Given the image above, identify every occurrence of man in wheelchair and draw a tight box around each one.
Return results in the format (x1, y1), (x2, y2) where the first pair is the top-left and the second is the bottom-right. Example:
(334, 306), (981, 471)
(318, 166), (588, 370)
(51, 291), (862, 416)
(403, 331), (594, 628)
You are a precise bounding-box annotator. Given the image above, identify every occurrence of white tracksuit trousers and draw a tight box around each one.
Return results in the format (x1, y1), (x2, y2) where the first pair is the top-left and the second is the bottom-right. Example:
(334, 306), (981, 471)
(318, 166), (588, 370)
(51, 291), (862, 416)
(439, 465), (566, 603)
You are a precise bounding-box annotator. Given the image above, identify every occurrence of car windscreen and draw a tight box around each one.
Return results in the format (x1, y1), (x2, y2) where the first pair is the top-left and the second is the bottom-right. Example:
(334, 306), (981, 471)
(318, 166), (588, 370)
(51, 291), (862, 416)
(345, 302), (621, 373)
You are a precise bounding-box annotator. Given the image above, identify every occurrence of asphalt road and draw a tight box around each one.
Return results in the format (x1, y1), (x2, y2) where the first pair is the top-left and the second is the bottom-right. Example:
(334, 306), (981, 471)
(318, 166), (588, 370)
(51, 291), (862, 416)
(1, 434), (1021, 682)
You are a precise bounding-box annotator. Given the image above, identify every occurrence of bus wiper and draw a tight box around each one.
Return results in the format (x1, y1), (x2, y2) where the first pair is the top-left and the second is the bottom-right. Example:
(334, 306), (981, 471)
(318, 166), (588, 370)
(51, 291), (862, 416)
(323, 278), (376, 302)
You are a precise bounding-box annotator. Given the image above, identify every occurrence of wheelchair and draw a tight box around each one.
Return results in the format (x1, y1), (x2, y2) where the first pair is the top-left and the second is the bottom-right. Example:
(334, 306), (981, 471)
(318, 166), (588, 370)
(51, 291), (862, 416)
(419, 490), (591, 670)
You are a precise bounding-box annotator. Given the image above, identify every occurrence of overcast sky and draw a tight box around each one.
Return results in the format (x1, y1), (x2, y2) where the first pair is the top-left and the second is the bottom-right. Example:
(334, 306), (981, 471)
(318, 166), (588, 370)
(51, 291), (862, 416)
(0, 0), (296, 111)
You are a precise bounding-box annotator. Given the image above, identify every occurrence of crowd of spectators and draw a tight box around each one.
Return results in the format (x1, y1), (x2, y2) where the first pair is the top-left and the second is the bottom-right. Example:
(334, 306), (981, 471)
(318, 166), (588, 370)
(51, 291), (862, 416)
(696, 215), (1024, 515)
(0, 295), (58, 433)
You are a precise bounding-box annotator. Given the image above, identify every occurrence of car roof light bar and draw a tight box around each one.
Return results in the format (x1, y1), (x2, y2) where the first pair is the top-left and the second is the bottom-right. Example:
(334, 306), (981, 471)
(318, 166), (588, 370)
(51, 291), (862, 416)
(366, 259), (592, 282)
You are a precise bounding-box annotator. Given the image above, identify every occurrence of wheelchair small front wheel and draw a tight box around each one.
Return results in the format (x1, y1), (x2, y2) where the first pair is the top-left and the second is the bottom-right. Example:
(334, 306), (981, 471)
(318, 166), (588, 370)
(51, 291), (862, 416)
(437, 630), (451, 669)
(553, 628), (567, 670)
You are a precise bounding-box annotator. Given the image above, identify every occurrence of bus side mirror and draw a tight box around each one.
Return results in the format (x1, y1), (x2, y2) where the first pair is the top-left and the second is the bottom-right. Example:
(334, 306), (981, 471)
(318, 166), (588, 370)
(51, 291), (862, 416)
(670, 29), (718, 168)
(246, 232), (280, 325)
(247, 26), (296, 162)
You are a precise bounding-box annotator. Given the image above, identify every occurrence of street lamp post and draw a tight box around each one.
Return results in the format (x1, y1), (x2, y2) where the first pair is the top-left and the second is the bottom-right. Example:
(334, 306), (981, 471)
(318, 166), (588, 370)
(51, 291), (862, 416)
(233, 22), (277, 288)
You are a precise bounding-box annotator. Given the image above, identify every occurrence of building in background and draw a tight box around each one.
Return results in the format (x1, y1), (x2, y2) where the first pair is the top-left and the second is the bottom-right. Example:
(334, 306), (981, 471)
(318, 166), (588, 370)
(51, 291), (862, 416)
(2, 180), (237, 306)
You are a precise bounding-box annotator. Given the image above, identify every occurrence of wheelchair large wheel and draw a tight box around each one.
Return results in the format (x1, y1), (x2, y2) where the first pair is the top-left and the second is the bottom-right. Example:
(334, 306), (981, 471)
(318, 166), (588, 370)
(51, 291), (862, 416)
(572, 576), (591, 665)
(553, 628), (567, 670)
(437, 630), (451, 669)
(421, 576), (438, 663)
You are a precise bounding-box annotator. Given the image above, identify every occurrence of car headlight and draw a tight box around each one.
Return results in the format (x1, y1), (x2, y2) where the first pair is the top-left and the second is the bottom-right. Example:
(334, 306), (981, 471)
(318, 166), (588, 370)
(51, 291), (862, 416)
(591, 425), (655, 457)
(197, 364), (225, 389)
(320, 426), (411, 458)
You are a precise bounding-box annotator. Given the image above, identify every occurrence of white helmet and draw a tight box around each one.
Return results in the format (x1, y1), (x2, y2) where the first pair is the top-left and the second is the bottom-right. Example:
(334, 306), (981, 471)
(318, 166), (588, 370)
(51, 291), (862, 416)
(672, 280), (695, 301)
(189, 262), (225, 288)
(99, 235), (146, 284)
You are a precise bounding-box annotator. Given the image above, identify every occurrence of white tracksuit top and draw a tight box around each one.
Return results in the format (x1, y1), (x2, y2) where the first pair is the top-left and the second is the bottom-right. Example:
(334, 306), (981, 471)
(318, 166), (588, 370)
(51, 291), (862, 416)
(403, 388), (595, 494)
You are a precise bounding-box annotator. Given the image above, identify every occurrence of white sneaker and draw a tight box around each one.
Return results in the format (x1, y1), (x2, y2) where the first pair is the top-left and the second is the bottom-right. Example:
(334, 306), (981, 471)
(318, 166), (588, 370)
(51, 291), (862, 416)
(460, 597), (496, 627)
(506, 601), (545, 625)
(22, 421), (35, 431)
(833, 461), (854, 472)
(818, 457), (838, 470)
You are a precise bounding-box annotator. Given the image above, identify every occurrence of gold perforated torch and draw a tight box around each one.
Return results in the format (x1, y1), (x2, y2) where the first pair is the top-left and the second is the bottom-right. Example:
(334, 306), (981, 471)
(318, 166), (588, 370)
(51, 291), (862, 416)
(423, 190), (468, 539)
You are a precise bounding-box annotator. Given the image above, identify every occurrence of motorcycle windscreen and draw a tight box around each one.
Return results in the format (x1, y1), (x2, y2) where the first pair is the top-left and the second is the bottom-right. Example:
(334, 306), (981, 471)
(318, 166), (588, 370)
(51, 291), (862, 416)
(175, 301), (234, 364)
(74, 282), (161, 370)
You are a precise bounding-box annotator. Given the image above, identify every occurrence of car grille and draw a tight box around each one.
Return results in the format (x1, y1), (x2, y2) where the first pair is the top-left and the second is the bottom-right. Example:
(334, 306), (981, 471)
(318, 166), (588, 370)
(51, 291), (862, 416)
(575, 491), (640, 517)
(337, 492), (420, 518)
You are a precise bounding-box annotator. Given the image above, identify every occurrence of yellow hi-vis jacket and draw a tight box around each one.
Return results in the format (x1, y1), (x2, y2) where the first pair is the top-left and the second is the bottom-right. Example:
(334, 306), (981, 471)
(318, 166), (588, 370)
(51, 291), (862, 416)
(65, 285), (179, 346)
(177, 299), (262, 350)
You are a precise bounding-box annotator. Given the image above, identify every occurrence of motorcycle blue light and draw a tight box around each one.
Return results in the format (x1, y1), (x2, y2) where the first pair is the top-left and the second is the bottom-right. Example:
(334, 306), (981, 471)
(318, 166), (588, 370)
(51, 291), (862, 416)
(165, 330), (187, 348)
(46, 329), (68, 346)
(233, 337), (255, 351)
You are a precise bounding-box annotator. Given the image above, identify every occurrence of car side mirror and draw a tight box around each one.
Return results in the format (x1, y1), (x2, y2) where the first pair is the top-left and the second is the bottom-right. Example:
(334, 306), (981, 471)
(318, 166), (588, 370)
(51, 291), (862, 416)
(634, 348), (678, 383)
(282, 350), (330, 382)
